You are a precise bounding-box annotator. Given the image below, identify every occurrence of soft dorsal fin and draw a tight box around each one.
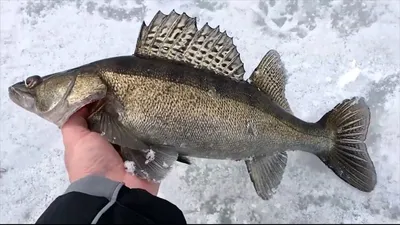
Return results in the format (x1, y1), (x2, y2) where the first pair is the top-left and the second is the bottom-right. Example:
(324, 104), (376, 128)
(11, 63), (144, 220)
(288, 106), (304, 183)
(134, 10), (246, 81)
(248, 50), (293, 114)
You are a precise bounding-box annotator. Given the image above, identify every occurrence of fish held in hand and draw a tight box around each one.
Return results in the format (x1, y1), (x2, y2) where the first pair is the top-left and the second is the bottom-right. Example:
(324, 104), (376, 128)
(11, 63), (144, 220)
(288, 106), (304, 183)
(8, 10), (377, 200)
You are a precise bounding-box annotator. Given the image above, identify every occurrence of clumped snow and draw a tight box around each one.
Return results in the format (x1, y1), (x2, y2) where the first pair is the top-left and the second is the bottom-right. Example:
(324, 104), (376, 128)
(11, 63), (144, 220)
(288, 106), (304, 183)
(145, 149), (155, 165)
(124, 161), (136, 174)
(1, 0), (399, 223)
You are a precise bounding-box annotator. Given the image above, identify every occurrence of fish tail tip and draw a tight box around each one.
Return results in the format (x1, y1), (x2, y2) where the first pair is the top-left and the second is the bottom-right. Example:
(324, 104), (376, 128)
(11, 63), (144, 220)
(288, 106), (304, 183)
(316, 97), (377, 192)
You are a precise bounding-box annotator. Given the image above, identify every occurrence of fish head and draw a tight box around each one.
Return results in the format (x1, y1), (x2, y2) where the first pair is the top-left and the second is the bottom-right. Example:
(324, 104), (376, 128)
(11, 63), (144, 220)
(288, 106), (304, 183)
(8, 69), (107, 127)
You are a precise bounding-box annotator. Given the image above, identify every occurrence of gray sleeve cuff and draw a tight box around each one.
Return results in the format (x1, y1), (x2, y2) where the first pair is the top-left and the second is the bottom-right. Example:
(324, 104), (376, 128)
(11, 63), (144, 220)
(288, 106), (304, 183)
(65, 175), (125, 224)
(65, 175), (124, 201)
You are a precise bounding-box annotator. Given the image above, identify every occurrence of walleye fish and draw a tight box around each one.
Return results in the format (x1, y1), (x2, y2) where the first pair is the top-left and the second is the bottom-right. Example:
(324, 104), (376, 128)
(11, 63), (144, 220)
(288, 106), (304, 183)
(8, 10), (377, 200)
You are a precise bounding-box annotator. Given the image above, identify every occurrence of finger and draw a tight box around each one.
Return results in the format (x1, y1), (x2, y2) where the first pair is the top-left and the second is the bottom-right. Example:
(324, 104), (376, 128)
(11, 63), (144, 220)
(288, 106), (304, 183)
(61, 107), (90, 149)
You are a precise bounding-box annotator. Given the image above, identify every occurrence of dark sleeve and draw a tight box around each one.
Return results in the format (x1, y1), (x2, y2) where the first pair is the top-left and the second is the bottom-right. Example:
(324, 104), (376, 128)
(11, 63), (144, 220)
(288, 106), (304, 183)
(35, 175), (187, 224)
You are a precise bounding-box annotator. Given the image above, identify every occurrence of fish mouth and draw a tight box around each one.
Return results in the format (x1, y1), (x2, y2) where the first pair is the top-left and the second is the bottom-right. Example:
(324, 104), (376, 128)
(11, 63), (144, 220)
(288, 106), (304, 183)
(8, 86), (21, 104)
(8, 84), (35, 111)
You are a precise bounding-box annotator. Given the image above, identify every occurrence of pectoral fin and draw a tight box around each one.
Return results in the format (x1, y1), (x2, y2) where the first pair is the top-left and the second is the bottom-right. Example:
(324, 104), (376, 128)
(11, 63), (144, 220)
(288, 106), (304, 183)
(245, 152), (288, 200)
(88, 110), (148, 150)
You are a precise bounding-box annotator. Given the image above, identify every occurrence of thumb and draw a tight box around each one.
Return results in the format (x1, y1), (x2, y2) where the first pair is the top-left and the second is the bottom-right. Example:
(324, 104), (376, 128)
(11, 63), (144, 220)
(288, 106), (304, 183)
(61, 107), (90, 149)
(63, 107), (89, 128)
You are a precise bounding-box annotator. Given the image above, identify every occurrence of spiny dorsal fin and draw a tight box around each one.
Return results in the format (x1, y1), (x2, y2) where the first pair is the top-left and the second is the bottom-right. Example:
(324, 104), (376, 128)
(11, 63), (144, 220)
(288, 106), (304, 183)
(248, 50), (293, 114)
(134, 10), (245, 81)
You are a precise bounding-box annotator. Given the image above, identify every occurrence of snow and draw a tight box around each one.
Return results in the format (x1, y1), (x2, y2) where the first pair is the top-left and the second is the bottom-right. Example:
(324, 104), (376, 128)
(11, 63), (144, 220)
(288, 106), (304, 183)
(124, 161), (135, 174)
(144, 149), (155, 165)
(162, 161), (169, 168)
(337, 60), (362, 88)
(1, 0), (399, 223)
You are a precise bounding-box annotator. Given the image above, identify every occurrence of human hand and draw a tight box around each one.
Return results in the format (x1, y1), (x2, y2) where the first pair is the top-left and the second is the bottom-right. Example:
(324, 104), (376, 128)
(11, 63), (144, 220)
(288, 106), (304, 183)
(61, 107), (160, 195)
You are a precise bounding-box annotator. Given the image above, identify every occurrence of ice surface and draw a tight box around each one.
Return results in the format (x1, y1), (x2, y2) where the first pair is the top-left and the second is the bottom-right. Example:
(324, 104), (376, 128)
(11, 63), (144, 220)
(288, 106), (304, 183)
(337, 60), (362, 88)
(1, 0), (399, 223)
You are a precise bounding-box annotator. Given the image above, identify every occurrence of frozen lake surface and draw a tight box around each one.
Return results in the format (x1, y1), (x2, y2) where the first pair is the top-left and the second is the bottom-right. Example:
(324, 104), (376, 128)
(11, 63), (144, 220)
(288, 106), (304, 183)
(1, 0), (399, 223)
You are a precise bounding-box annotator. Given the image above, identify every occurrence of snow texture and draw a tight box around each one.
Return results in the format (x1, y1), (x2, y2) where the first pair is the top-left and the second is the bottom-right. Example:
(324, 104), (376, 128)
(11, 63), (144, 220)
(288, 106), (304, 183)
(145, 149), (155, 165)
(124, 161), (136, 174)
(0, 0), (399, 223)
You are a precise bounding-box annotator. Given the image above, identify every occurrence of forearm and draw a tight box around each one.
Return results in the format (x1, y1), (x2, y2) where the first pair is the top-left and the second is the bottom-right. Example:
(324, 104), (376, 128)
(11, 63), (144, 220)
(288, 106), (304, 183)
(36, 175), (187, 224)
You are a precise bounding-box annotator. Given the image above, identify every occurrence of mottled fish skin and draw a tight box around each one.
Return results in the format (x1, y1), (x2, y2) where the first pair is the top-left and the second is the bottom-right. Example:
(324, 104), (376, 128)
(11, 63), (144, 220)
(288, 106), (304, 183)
(86, 55), (330, 160)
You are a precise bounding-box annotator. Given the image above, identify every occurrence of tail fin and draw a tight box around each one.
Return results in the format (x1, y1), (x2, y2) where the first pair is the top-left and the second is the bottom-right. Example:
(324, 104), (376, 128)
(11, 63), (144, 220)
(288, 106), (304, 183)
(317, 97), (377, 192)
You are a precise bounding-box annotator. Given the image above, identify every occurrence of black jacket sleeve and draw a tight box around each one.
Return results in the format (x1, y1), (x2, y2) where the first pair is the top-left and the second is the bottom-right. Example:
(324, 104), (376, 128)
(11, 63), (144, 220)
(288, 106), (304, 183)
(35, 175), (187, 224)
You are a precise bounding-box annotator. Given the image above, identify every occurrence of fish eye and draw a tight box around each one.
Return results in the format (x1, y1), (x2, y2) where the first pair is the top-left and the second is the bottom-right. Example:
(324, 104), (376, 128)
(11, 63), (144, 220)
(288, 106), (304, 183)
(25, 75), (42, 89)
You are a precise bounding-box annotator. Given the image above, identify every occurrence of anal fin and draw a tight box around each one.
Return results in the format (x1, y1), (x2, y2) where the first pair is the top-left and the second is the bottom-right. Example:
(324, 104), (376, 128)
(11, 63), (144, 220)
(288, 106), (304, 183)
(121, 147), (178, 183)
(248, 50), (292, 114)
(245, 152), (288, 200)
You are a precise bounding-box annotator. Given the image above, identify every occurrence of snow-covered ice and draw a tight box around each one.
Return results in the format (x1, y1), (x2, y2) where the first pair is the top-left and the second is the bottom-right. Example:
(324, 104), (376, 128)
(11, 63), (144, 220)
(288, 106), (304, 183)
(1, 0), (399, 223)
(337, 60), (362, 88)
